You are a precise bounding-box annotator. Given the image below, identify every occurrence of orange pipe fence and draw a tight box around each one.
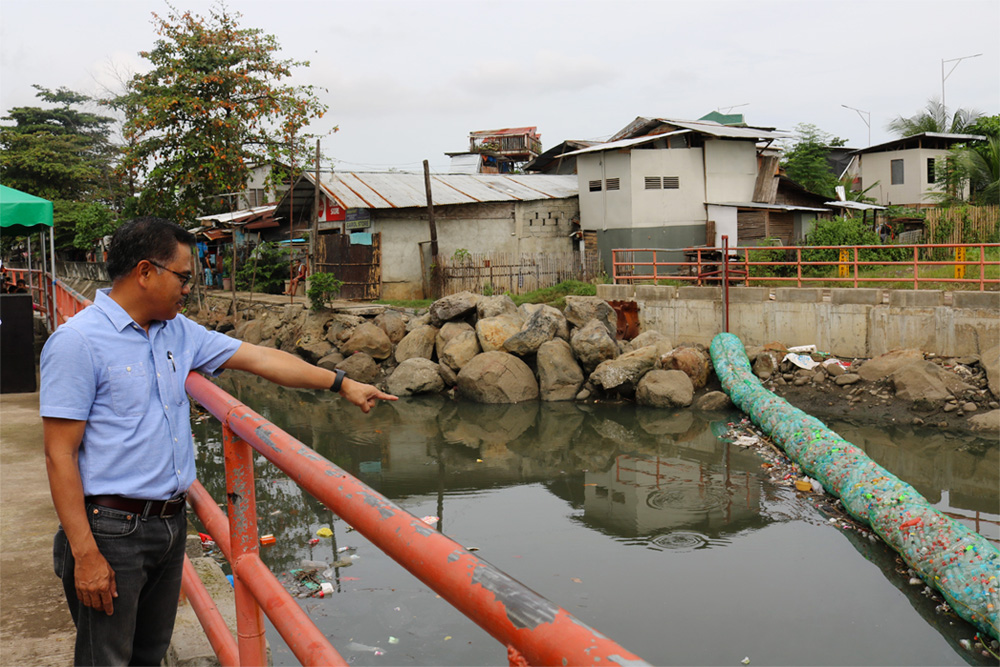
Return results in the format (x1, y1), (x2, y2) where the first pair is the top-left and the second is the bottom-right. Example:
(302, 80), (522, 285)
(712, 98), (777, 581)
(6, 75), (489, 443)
(183, 372), (649, 667)
(613, 243), (999, 290)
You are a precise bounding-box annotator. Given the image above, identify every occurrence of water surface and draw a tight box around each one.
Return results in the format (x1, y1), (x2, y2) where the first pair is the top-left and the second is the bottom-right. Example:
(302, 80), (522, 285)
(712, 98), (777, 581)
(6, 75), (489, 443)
(191, 373), (999, 666)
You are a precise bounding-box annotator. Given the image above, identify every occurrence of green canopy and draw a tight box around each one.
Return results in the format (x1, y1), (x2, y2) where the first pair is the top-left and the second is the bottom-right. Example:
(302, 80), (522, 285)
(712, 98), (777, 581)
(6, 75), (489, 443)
(0, 184), (54, 235)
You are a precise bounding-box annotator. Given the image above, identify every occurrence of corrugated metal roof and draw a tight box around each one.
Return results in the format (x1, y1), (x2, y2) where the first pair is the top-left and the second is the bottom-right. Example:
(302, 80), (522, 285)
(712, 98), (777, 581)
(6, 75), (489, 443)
(309, 172), (577, 210)
(196, 205), (277, 224)
(850, 132), (986, 155)
(562, 119), (790, 158)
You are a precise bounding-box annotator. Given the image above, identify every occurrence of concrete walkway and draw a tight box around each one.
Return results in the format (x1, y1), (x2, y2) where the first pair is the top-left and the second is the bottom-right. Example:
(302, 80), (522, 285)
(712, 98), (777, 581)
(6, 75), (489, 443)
(0, 390), (74, 666)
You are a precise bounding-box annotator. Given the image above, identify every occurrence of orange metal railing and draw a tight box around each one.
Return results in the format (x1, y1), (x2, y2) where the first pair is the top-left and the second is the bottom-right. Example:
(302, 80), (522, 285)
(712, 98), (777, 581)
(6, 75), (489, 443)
(183, 372), (649, 666)
(6, 268), (91, 330)
(613, 242), (1000, 291)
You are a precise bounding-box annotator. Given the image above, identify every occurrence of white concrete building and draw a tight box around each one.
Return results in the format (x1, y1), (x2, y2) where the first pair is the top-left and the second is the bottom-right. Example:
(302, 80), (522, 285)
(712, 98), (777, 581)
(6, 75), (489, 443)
(849, 133), (984, 208)
(562, 117), (792, 272)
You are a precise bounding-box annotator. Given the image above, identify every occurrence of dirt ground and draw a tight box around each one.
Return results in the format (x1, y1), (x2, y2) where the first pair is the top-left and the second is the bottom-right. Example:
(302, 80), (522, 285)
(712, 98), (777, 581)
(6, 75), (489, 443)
(0, 391), (75, 667)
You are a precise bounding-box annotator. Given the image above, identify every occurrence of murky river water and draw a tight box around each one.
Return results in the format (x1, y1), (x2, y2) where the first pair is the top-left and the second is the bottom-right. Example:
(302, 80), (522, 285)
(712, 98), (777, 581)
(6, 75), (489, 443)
(191, 372), (999, 666)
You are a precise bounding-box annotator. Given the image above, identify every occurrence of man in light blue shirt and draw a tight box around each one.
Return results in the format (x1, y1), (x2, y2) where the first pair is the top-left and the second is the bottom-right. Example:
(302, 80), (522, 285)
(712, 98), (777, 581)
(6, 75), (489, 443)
(40, 217), (395, 666)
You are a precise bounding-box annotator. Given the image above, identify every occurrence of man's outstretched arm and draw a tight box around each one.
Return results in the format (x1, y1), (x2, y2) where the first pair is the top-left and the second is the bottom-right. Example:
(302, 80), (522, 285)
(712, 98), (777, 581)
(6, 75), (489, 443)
(220, 342), (397, 413)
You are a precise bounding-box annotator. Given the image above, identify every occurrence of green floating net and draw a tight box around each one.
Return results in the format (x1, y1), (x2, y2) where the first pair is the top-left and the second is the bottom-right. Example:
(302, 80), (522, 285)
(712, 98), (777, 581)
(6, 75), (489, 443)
(710, 333), (999, 640)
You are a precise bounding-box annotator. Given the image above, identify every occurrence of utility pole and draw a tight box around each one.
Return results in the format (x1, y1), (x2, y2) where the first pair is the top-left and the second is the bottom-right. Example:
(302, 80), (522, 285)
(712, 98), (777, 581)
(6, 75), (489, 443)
(941, 53), (981, 117)
(311, 139), (320, 282)
(423, 160), (440, 298)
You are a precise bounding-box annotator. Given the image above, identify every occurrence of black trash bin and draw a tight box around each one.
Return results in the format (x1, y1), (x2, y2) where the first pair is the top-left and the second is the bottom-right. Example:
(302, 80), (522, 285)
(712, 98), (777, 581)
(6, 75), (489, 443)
(0, 293), (38, 393)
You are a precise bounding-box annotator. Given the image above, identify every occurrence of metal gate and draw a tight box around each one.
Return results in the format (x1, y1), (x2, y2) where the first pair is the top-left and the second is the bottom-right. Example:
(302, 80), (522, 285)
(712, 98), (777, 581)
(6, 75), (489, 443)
(316, 232), (381, 300)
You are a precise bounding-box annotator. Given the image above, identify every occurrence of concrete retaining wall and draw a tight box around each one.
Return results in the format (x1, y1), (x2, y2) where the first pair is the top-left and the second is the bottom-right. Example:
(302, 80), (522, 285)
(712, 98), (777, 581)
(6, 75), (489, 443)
(598, 284), (1000, 358)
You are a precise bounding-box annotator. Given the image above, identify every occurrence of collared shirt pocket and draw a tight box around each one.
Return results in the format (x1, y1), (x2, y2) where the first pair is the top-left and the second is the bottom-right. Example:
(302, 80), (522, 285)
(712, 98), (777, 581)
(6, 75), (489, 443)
(167, 349), (193, 406)
(108, 362), (150, 417)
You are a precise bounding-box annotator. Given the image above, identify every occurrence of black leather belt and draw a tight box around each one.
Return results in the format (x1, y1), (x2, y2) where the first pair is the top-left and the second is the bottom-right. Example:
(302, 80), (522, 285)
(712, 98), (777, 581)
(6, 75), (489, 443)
(85, 494), (187, 518)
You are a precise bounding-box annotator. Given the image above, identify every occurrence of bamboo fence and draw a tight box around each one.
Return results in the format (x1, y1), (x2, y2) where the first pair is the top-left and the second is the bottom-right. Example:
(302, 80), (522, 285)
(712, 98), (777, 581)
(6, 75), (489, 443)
(925, 205), (999, 244)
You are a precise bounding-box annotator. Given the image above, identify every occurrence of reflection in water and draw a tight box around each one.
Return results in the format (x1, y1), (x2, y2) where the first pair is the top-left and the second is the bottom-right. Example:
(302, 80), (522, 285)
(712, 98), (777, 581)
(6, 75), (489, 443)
(190, 372), (999, 666)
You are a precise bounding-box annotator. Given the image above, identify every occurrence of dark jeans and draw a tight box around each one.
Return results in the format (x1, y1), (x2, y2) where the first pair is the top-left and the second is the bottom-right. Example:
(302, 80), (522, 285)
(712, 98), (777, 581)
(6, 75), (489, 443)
(53, 503), (187, 666)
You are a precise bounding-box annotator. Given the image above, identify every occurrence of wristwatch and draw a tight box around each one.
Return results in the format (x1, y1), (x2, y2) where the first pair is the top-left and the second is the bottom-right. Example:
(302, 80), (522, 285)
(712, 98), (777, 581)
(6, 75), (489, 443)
(329, 369), (346, 393)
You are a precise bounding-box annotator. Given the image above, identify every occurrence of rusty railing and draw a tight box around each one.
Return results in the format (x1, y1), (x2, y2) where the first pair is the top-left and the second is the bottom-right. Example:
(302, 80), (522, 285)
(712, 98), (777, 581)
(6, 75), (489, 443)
(182, 372), (648, 666)
(613, 242), (1000, 291)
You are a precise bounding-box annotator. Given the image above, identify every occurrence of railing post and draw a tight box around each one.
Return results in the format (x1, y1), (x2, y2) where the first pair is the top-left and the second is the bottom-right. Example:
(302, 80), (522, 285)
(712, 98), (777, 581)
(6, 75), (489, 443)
(913, 245), (919, 290)
(853, 246), (859, 288)
(721, 235), (730, 333)
(796, 247), (802, 287)
(223, 422), (267, 666)
(979, 243), (985, 291)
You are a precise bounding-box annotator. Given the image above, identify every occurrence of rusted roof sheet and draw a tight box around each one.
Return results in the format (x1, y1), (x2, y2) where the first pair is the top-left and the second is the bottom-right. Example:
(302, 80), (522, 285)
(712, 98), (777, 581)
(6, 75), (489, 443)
(196, 205), (277, 225)
(308, 172), (577, 210)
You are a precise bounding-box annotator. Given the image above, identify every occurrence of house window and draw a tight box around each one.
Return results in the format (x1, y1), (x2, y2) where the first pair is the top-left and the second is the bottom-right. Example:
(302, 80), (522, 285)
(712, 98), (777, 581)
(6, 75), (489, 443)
(663, 176), (680, 189)
(589, 179), (602, 192)
(644, 176), (661, 190)
(605, 177), (620, 191)
(891, 159), (904, 185)
(927, 158), (936, 184)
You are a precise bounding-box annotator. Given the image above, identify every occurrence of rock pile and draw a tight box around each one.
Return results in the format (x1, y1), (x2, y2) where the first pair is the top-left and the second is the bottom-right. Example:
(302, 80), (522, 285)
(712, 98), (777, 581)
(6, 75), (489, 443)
(192, 291), (1000, 435)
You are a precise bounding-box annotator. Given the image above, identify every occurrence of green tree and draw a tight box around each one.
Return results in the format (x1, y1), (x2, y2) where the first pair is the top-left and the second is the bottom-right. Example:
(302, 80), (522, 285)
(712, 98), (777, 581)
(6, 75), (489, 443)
(886, 97), (982, 137)
(781, 123), (845, 198)
(0, 86), (120, 255)
(111, 4), (328, 223)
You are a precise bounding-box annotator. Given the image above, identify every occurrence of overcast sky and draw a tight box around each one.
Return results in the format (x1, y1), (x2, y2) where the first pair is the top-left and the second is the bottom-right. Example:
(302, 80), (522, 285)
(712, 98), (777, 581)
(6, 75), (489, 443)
(2, 0), (998, 174)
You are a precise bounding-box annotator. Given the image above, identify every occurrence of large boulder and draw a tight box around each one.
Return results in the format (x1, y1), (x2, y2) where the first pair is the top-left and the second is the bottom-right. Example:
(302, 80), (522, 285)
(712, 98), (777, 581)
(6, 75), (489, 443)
(386, 358), (445, 396)
(563, 296), (617, 338)
(967, 409), (1000, 435)
(295, 338), (334, 365)
(456, 351), (539, 403)
(624, 330), (669, 353)
(589, 345), (659, 396)
(477, 294), (519, 319)
(395, 325), (439, 363)
(340, 321), (392, 360)
(316, 351), (345, 371)
(336, 352), (380, 385)
(374, 310), (408, 344)
(536, 339), (585, 401)
(436, 321), (475, 360)
(518, 304), (570, 340)
(890, 361), (975, 404)
(324, 314), (365, 347)
(857, 349), (925, 382)
(659, 345), (711, 390)
(429, 291), (480, 326)
(504, 305), (567, 356)
(440, 330), (481, 372)
(476, 315), (523, 353)
(570, 319), (619, 373)
(636, 370), (694, 408)
(695, 391), (733, 412)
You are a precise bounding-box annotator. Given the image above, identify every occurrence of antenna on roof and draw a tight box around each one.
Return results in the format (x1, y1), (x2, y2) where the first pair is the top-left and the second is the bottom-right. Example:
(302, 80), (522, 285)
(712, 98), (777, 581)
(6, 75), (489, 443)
(717, 103), (749, 114)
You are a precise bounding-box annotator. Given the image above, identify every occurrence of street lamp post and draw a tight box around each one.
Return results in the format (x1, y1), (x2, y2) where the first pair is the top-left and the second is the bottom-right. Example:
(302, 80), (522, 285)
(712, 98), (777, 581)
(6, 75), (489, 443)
(841, 104), (871, 147)
(941, 53), (982, 117)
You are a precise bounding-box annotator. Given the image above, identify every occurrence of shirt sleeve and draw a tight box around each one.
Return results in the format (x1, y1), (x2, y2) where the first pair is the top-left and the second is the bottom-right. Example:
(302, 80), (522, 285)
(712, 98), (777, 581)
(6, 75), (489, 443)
(182, 316), (242, 377)
(39, 326), (97, 421)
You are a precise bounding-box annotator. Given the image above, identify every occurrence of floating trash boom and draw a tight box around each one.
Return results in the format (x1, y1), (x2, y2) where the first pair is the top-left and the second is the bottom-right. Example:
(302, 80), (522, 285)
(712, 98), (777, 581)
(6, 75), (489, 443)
(710, 333), (999, 640)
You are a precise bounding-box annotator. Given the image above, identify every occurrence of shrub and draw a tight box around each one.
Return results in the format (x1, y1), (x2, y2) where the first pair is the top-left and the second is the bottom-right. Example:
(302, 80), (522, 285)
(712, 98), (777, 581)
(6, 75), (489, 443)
(307, 272), (344, 311)
(233, 242), (288, 294)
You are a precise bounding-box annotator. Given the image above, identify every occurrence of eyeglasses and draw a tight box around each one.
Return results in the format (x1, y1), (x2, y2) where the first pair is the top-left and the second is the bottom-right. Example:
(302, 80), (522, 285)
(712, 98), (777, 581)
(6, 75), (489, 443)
(147, 260), (192, 287)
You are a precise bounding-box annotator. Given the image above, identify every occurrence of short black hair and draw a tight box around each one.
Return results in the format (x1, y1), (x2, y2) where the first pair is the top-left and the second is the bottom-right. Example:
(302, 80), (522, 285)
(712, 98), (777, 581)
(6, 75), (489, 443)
(107, 217), (196, 282)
